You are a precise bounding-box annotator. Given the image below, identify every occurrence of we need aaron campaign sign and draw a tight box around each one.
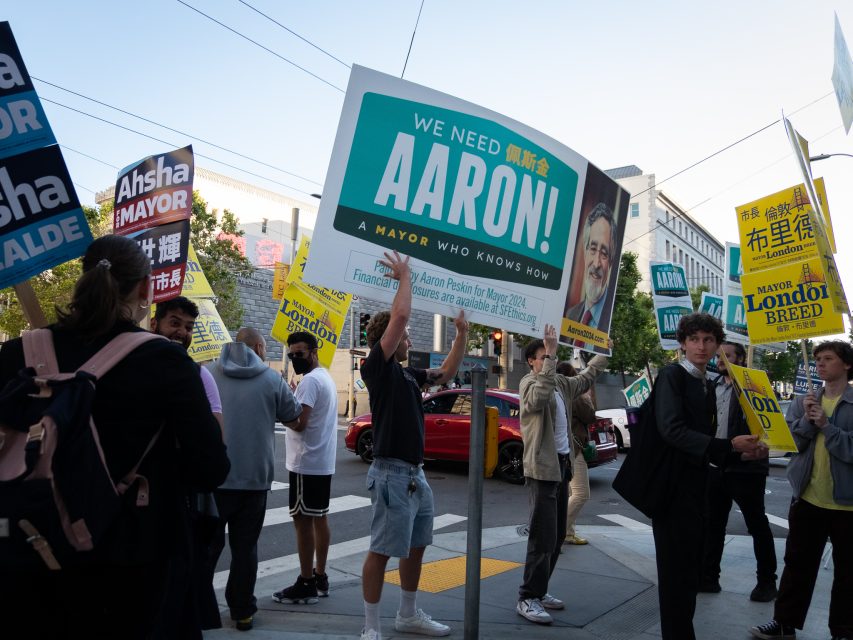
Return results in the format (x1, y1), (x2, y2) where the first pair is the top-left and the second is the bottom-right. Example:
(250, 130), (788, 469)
(305, 65), (616, 338)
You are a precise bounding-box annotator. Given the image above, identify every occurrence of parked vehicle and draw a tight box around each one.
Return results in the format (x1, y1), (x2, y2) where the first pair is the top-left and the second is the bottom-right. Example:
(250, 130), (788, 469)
(596, 408), (630, 450)
(344, 389), (618, 484)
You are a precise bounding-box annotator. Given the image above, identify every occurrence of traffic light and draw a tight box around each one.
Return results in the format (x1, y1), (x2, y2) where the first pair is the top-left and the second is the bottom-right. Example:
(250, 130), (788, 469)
(491, 329), (503, 356)
(358, 313), (371, 347)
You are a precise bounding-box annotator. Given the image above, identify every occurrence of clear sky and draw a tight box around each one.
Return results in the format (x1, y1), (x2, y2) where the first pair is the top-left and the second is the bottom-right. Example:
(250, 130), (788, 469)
(5, 1), (853, 332)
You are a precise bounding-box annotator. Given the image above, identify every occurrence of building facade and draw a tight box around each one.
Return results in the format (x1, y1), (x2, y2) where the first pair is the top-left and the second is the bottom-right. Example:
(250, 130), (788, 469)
(606, 166), (725, 296)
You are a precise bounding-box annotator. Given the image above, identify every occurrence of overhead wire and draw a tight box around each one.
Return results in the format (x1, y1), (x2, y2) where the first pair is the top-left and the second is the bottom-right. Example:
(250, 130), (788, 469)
(401, 0), (426, 79)
(41, 96), (316, 197)
(33, 76), (323, 186)
(622, 91), (835, 249)
(175, 0), (345, 93)
(236, 0), (351, 69)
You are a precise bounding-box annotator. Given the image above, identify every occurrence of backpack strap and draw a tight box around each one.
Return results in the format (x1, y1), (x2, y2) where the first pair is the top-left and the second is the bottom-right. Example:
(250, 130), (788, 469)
(22, 329), (60, 376)
(77, 332), (167, 379)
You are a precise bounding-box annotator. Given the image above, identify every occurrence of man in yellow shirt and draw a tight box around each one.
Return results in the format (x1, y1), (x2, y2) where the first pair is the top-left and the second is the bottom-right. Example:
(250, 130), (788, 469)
(750, 341), (853, 640)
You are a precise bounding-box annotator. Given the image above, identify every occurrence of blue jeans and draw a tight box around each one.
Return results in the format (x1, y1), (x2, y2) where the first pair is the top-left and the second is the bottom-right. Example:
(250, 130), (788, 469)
(366, 458), (434, 558)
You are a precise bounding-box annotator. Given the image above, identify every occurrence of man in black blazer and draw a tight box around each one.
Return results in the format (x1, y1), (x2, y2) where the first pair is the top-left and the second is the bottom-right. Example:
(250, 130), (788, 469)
(700, 341), (777, 602)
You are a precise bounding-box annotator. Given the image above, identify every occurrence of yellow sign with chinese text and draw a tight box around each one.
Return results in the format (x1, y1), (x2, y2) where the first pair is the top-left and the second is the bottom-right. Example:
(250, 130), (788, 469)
(726, 362), (797, 452)
(808, 208), (849, 315)
(272, 262), (290, 301)
(187, 298), (231, 362)
(271, 283), (345, 368)
(736, 178), (836, 274)
(181, 243), (215, 299)
(741, 258), (844, 344)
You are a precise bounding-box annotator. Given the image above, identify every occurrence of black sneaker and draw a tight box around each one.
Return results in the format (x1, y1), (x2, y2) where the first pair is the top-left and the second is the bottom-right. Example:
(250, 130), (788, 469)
(235, 616), (253, 631)
(272, 576), (319, 605)
(749, 619), (796, 639)
(313, 569), (329, 597)
(750, 580), (778, 602)
(698, 578), (721, 593)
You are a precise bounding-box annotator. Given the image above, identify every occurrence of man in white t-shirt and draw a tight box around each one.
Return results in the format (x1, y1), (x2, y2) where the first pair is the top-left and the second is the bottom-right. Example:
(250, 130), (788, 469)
(273, 331), (339, 605)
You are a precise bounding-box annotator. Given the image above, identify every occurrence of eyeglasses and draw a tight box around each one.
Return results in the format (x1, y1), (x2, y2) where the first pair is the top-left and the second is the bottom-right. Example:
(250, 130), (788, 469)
(585, 244), (611, 261)
(287, 351), (310, 360)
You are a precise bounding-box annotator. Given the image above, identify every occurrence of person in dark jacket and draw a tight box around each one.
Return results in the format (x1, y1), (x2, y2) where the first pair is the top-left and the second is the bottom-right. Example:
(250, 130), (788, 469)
(0, 235), (230, 639)
(700, 341), (777, 601)
(650, 313), (766, 640)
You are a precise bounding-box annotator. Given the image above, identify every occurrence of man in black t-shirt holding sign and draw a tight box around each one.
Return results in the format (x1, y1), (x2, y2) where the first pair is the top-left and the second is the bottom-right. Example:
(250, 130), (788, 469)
(358, 251), (468, 640)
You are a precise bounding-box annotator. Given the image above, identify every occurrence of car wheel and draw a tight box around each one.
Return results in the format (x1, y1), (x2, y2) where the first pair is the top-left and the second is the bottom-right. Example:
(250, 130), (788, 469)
(356, 429), (374, 464)
(496, 441), (524, 485)
(615, 428), (624, 452)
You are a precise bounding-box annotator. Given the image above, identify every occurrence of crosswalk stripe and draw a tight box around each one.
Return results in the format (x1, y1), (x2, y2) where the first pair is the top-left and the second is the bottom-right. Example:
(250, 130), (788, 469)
(765, 513), (789, 529)
(270, 481), (288, 491)
(214, 513), (467, 589)
(261, 495), (372, 528)
(597, 514), (652, 531)
(225, 495), (371, 533)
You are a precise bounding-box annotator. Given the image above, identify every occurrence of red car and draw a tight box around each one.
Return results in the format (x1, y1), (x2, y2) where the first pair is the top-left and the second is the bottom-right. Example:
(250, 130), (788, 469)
(344, 389), (618, 484)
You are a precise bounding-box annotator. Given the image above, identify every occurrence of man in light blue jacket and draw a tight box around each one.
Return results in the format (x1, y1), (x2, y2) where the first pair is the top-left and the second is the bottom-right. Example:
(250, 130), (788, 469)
(208, 328), (301, 631)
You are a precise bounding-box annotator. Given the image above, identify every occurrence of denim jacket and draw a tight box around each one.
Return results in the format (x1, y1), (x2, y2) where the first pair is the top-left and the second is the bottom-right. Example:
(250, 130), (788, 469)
(786, 385), (853, 506)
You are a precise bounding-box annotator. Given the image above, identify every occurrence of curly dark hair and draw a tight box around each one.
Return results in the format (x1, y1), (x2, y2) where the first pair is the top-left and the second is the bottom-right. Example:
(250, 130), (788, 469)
(524, 339), (544, 366)
(556, 362), (577, 377)
(813, 340), (853, 381)
(365, 311), (391, 349)
(675, 312), (724, 345)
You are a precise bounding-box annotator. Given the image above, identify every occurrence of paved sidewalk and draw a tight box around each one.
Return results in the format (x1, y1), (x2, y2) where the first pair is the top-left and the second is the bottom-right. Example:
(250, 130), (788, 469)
(205, 524), (834, 639)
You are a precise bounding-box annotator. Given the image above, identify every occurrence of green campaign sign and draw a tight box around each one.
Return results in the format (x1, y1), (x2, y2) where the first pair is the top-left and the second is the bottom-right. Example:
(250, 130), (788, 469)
(623, 374), (651, 408)
(334, 93), (578, 288)
(305, 65), (622, 337)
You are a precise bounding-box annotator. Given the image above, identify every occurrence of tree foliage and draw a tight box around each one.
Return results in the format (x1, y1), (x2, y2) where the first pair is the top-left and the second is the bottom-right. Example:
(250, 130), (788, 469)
(756, 339), (814, 387)
(189, 191), (253, 330)
(0, 205), (111, 337)
(608, 252), (670, 378)
(689, 284), (710, 311)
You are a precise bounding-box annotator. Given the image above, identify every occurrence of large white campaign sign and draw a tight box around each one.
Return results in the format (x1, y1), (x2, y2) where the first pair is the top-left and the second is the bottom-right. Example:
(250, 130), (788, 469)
(304, 65), (626, 337)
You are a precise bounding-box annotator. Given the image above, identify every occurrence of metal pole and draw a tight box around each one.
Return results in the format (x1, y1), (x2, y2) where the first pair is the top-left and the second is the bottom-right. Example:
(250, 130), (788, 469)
(282, 208), (300, 380)
(349, 302), (357, 420)
(464, 364), (487, 640)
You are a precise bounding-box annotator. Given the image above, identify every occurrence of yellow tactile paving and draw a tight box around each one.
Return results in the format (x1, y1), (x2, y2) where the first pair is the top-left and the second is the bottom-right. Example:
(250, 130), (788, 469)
(385, 556), (522, 593)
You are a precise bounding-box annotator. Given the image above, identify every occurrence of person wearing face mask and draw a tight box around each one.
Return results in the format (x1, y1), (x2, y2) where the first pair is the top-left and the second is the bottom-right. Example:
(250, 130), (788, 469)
(0, 234), (230, 638)
(272, 331), (338, 605)
(208, 327), (301, 631)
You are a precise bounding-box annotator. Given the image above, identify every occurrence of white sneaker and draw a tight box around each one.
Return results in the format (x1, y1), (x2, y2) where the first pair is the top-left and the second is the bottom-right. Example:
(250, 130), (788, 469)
(394, 609), (451, 636)
(541, 593), (565, 610)
(516, 598), (553, 624)
(360, 628), (381, 640)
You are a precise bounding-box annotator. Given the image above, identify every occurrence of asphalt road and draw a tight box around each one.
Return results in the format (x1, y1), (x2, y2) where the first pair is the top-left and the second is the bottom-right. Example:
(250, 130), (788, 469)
(214, 426), (795, 576)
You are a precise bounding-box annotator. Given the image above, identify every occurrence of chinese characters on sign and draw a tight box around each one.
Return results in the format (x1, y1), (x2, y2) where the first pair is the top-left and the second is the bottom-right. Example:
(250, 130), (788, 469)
(112, 146), (194, 303)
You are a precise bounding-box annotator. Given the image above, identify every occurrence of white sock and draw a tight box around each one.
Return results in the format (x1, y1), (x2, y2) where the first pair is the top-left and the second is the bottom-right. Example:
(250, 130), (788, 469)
(364, 600), (381, 634)
(399, 589), (417, 618)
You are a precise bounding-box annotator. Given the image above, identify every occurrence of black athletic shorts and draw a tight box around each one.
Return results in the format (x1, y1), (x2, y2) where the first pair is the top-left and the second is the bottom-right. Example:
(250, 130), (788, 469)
(288, 471), (332, 517)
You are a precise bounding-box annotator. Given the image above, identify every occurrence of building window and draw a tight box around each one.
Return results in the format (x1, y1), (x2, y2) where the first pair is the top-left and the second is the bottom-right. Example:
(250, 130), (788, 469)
(666, 240), (670, 261)
(631, 203), (640, 218)
(261, 218), (268, 234)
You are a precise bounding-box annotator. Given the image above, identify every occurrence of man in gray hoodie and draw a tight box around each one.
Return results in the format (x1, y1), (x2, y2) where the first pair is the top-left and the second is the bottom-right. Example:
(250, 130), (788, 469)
(208, 328), (302, 631)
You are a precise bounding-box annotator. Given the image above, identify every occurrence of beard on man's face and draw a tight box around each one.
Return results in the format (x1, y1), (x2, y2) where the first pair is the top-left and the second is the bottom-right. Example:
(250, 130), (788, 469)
(584, 264), (608, 305)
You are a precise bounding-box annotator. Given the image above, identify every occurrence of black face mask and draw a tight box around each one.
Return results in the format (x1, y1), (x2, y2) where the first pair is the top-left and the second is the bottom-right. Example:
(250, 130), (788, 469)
(290, 356), (311, 375)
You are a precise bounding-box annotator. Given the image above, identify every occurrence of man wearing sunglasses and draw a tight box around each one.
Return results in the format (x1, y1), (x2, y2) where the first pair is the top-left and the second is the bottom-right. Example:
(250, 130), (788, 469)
(272, 332), (338, 605)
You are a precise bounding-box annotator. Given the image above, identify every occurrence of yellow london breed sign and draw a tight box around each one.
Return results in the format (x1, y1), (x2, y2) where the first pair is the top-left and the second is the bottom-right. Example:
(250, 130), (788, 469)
(271, 235), (353, 367)
(740, 258), (844, 344)
(181, 243), (215, 298)
(736, 178), (835, 275)
(726, 363), (797, 453)
(271, 283), (345, 368)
